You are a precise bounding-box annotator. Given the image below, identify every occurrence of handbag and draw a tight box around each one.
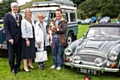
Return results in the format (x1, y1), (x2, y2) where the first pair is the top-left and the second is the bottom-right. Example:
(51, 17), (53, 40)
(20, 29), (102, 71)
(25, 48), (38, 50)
(35, 51), (48, 62)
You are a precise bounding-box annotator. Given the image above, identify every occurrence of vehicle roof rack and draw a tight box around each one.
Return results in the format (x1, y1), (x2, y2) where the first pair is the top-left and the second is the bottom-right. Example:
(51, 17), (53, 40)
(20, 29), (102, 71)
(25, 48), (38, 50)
(32, 0), (76, 8)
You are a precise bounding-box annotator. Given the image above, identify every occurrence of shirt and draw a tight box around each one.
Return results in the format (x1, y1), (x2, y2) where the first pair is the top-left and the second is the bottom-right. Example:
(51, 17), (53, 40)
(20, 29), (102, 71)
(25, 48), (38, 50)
(53, 19), (60, 39)
(12, 11), (17, 19)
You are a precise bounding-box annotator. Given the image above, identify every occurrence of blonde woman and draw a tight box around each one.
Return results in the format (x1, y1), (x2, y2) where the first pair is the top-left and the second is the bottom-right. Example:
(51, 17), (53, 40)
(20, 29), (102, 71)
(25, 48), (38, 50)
(21, 8), (35, 72)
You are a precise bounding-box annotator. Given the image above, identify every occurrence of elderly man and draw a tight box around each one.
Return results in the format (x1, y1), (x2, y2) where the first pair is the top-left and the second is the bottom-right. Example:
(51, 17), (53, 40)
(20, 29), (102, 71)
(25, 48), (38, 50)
(4, 2), (22, 74)
(50, 9), (68, 70)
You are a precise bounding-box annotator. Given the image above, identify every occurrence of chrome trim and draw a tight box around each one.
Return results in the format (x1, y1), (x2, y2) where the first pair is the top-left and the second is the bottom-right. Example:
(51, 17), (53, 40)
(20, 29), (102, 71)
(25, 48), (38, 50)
(64, 62), (119, 72)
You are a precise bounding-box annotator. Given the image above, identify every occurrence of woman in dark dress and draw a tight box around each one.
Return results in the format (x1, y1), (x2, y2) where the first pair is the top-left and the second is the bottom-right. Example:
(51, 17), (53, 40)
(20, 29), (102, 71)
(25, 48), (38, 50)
(21, 8), (35, 72)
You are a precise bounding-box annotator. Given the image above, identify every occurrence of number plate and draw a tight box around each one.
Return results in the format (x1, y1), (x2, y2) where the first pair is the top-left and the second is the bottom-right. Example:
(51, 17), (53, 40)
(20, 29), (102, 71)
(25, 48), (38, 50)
(77, 68), (100, 75)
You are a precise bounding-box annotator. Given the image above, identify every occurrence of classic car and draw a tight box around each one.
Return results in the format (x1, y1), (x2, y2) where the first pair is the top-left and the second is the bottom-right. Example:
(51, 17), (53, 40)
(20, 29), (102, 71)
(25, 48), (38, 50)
(81, 18), (92, 25)
(99, 16), (111, 23)
(64, 23), (120, 75)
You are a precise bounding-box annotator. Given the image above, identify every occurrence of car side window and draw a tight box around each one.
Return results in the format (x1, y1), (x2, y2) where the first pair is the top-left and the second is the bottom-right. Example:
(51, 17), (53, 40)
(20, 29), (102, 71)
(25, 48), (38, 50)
(62, 13), (68, 22)
(50, 13), (55, 19)
(70, 13), (76, 22)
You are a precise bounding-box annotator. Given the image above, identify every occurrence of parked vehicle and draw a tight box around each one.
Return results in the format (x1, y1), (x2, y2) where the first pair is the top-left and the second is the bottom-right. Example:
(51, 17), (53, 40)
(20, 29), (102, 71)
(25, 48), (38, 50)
(64, 23), (120, 76)
(0, 19), (3, 24)
(99, 16), (110, 23)
(81, 18), (92, 25)
(77, 19), (82, 24)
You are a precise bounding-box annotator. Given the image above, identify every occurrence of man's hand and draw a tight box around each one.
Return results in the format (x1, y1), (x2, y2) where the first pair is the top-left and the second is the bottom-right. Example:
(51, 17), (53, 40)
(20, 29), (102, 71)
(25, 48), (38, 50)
(51, 28), (57, 33)
(9, 39), (14, 45)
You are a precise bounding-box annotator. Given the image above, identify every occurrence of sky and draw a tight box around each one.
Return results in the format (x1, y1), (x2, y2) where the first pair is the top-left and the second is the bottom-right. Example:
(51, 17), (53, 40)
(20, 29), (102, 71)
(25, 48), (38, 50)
(17, 0), (32, 5)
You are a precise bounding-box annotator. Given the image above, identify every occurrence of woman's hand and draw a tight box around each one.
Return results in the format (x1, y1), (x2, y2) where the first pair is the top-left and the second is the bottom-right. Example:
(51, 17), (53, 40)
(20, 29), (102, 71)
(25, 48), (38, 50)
(26, 40), (30, 47)
(37, 43), (41, 48)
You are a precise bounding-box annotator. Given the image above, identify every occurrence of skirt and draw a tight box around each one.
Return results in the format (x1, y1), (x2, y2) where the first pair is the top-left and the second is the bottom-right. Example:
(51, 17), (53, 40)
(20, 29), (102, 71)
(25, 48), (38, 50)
(21, 38), (36, 59)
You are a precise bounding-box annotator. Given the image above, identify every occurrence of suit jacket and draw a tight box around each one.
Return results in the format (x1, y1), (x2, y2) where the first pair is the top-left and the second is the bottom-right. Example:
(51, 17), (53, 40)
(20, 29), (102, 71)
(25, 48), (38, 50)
(4, 12), (22, 44)
(53, 17), (68, 46)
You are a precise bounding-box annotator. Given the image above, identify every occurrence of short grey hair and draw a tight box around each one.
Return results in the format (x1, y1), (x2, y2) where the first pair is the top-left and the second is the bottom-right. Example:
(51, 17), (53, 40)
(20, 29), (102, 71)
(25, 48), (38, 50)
(11, 2), (19, 7)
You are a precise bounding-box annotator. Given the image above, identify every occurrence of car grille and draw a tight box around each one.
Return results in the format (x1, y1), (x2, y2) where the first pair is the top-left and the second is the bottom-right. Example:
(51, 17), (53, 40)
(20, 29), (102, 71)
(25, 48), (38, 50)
(77, 54), (105, 62)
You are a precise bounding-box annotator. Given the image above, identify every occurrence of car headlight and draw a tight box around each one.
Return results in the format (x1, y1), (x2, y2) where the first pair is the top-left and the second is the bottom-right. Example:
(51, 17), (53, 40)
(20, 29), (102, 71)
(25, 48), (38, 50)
(108, 51), (118, 61)
(64, 47), (72, 56)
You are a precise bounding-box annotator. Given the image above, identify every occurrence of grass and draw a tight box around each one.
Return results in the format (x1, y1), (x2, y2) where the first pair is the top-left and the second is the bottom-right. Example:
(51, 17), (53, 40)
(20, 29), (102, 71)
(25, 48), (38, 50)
(0, 25), (120, 80)
(0, 24), (3, 27)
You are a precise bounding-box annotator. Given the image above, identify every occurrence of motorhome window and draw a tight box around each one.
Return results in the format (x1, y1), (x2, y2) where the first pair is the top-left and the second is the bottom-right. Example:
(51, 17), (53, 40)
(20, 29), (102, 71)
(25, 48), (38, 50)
(70, 13), (76, 22)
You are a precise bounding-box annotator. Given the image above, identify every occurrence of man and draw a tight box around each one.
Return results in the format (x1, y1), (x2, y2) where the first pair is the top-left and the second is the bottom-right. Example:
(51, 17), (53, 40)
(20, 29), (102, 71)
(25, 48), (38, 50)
(50, 9), (68, 70)
(4, 2), (22, 74)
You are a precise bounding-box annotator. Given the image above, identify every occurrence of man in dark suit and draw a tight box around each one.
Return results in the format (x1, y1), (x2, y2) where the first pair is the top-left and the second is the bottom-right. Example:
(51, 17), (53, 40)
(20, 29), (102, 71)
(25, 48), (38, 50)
(4, 2), (22, 74)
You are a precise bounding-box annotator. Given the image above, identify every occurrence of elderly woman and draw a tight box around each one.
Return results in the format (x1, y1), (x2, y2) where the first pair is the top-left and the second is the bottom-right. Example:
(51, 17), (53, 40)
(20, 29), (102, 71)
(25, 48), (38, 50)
(21, 8), (35, 72)
(35, 13), (47, 70)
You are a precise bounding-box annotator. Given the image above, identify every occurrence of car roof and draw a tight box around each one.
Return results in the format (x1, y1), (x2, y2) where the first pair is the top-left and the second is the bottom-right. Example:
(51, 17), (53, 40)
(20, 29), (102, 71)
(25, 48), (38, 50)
(90, 23), (120, 28)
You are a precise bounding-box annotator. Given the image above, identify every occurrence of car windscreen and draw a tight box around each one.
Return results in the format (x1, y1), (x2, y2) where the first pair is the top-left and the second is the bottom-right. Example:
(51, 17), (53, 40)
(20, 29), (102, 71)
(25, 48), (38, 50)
(87, 27), (120, 40)
(32, 11), (49, 21)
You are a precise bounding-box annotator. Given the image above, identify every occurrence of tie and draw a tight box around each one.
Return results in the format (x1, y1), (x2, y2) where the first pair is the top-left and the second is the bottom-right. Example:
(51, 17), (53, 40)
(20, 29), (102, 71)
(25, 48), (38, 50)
(15, 14), (18, 20)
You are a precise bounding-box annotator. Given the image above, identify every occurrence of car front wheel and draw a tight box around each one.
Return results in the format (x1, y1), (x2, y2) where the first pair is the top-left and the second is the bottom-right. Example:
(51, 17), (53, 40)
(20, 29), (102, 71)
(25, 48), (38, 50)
(67, 33), (74, 45)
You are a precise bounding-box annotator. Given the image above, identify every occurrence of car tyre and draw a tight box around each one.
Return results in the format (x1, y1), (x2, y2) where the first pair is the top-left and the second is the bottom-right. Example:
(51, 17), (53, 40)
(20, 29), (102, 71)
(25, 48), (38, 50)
(67, 33), (74, 45)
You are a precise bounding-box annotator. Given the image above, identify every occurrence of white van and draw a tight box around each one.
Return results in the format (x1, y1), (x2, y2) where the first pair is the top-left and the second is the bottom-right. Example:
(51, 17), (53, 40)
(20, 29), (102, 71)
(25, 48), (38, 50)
(21, 0), (78, 45)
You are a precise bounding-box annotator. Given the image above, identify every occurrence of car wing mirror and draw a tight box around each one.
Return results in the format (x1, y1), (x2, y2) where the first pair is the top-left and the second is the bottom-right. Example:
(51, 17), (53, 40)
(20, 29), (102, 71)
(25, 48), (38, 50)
(83, 33), (86, 36)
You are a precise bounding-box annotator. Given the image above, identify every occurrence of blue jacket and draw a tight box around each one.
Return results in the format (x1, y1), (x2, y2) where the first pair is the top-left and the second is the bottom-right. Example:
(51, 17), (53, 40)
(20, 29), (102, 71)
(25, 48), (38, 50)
(4, 12), (22, 43)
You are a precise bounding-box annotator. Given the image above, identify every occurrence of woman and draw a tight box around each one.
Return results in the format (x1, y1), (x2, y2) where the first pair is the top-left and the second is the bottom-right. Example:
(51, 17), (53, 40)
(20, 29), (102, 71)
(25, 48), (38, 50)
(35, 13), (47, 70)
(21, 8), (35, 72)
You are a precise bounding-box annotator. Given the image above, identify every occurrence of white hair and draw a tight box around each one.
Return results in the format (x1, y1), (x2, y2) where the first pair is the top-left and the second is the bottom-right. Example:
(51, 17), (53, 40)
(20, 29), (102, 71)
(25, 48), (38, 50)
(11, 2), (19, 7)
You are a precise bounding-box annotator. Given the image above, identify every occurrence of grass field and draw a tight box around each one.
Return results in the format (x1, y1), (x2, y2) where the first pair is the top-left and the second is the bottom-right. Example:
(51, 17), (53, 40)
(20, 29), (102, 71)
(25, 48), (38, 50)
(0, 25), (120, 80)
(0, 24), (3, 27)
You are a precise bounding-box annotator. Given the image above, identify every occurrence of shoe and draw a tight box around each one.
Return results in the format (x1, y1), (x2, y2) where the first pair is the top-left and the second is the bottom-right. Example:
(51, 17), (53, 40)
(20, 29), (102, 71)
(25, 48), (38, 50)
(17, 68), (21, 72)
(23, 68), (30, 73)
(38, 64), (44, 70)
(50, 65), (56, 69)
(28, 66), (34, 70)
(11, 69), (16, 74)
(56, 67), (61, 70)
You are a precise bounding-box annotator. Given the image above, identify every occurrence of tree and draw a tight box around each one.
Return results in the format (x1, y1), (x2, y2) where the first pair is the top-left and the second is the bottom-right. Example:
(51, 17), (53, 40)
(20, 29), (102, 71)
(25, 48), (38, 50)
(71, 0), (85, 8)
(0, 0), (17, 18)
(78, 0), (120, 18)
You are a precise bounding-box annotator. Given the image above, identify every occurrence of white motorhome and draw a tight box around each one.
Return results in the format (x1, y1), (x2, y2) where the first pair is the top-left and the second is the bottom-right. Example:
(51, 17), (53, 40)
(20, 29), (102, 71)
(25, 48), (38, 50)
(21, 0), (78, 46)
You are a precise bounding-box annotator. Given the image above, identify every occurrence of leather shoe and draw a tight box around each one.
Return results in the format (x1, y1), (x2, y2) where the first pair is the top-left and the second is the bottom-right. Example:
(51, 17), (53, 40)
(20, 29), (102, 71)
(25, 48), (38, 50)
(17, 68), (21, 72)
(11, 69), (17, 74)
(23, 68), (30, 73)
(28, 66), (34, 70)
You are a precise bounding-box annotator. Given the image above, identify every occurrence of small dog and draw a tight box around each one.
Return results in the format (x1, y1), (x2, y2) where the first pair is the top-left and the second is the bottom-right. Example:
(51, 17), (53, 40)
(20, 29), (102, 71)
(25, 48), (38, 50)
(46, 20), (57, 46)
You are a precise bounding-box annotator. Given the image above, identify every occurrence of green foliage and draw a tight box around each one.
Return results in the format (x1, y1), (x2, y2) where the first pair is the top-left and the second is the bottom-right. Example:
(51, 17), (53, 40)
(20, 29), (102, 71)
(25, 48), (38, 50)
(117, 13), (120, 21)
(20, 0), (45, 10)
(78, 0), (120, 18)
(71, 0), (85, 8)
(0, 0), (17, 18)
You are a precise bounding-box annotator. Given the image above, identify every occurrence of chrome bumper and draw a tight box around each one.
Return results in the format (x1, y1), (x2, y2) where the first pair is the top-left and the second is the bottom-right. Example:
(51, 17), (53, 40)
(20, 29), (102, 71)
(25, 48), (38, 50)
(64, 62), (119, 72)
(0, 44), (7, 49)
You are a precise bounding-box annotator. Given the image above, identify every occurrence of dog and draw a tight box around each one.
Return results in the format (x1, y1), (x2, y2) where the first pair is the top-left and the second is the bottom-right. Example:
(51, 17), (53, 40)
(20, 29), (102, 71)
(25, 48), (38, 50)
(46, 20), (57, 46)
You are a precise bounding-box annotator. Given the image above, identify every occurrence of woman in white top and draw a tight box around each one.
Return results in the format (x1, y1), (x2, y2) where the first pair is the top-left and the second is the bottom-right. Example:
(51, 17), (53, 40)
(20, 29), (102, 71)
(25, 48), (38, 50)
(21, 8), (35, 72)
(35, 13), (46, 70)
